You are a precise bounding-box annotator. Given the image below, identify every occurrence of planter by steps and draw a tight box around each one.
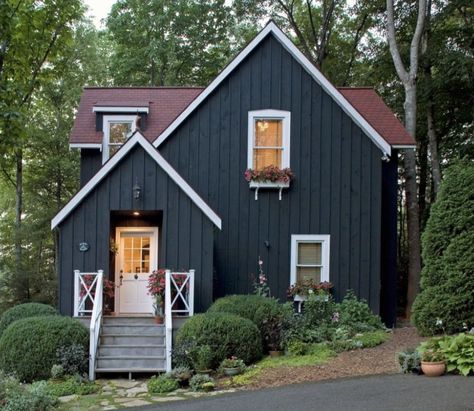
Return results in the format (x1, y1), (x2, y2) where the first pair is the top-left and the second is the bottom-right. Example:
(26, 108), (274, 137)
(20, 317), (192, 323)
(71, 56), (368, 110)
(421, 361), (446, 377)
(223, 367), (240, 376)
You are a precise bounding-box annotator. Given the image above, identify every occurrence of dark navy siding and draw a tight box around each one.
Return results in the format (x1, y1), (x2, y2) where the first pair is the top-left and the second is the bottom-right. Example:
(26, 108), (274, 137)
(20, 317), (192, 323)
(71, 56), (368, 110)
(58, 145), (214, 316)
(159, 34), (383, 312)
(80, 149), (102, 187)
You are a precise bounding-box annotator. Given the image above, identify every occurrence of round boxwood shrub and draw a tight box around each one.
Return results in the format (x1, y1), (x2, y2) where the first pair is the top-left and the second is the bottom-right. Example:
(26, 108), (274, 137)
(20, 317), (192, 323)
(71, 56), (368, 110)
(176, 312), (262, 368)
(0, 303), (57, 337)
(412, 161), (474, 335)
(0, 316), (88, 382)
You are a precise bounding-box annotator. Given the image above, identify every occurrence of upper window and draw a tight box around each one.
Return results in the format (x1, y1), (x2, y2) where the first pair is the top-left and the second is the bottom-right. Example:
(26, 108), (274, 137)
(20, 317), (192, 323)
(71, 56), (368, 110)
(247, 110), (290, 171)
(102, 115), (137, 163)
(290, 235), (330, 286)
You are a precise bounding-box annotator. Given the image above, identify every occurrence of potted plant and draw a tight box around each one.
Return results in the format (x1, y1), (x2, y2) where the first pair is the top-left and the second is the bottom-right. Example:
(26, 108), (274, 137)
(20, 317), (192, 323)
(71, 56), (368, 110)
(147, 269), (166, 323)
(420, 345), (446, 377)
(192, 345), (214, 374)
(244, 165), (294, 184)
(220, 356), (245, 376)
(262, 314), (284, 356)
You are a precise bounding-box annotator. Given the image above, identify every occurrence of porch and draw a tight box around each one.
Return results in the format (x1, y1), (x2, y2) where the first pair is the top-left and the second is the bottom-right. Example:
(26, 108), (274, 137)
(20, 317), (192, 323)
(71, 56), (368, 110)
(74, 269), (195, 380)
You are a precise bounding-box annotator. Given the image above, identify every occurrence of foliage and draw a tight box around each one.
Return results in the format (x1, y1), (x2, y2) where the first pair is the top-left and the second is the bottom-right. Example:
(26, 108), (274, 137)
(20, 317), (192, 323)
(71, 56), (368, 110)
(0, 303), (57, 337)
(189, 374), (214, 392)
(413, 161), (474, 335)
(46, 376), (99, 397)
(353, 330), (390, 348)
(252, 258), (270, 297)
(207, 294), (284, 351)
(0, 316), (88, 382)
(244, 166), (294, 183)
(147, 375), (179, 394)
(337, 291), (385, 332)
(191, 345), (214, 371)
(171, 340), (196, 369)
(287, 280), (333, 298)
(0, 373), (57, 411)
(262, 312), (284, 351)
(220, 356), (246, 370)
(398, 349), (421, 374)
(437, 333), (474, 376)
(166, 367), (193, 386)
(55, 344), (88, 376)
(50, 365), (65, 380)
(176, 312), (262, 368)
(286, 340), (310, 356)
(418, 337), (446, 363)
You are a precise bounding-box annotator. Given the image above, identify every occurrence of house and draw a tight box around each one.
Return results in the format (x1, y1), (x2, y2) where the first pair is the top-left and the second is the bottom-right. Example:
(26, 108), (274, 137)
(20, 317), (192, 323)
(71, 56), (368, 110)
(52, 21), (414, 372)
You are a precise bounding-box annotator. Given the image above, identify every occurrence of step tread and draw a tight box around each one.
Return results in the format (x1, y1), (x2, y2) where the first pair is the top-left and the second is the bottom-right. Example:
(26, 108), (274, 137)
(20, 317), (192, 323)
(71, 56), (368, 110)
(99, 344), (165, 348)
(100, 333), (164, 337)
(98, 355), (165, 359)
(102, 324), (164, 327)
(96, 368), (165, 372)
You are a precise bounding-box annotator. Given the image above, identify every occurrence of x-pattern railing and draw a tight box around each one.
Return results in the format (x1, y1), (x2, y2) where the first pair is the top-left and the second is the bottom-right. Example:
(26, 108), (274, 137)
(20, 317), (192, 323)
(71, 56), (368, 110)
(74, 271), (101, 317)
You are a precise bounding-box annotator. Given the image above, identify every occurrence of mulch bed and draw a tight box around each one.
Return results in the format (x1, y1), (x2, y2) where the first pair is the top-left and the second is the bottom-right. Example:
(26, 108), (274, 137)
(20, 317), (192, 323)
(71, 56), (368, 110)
(246, 326), (426, 390)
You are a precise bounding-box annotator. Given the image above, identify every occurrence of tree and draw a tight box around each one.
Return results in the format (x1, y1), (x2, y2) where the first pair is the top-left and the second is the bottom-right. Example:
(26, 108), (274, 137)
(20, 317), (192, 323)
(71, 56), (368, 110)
(106, 0), (235, 86)
(386, 0), (426, 317)
(412, 160), (474, 335)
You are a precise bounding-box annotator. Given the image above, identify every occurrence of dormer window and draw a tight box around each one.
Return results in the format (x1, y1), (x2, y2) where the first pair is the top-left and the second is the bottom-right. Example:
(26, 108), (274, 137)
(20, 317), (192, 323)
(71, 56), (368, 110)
(102, 115), (137, 163)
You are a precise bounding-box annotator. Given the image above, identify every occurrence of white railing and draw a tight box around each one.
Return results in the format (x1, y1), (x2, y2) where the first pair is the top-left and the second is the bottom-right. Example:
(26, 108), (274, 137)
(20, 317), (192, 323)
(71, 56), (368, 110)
(165, 269), (195, 372)
(73, 270), (104, 381)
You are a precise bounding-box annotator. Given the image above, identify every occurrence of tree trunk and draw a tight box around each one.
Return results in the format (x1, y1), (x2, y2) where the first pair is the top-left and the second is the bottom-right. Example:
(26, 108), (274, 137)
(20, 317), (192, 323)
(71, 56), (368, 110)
(426, 100), (441, 196)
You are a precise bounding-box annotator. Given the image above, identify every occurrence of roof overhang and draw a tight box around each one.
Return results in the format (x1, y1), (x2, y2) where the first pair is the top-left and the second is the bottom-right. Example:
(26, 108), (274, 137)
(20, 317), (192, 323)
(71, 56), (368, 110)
(52, 132), (222, 230)
(92, 106), (149, 113)
(153, 21), (392, 155)
(69, 143), (102, 150)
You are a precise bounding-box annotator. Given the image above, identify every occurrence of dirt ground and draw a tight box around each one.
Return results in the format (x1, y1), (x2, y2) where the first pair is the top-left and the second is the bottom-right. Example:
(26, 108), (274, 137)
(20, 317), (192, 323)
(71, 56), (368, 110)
(249, 326), (426, 389)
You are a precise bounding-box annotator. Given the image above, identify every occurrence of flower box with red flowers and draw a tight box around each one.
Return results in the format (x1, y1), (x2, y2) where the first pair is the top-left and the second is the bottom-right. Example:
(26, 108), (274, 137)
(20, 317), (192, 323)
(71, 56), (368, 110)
(245, 166), (294, 200)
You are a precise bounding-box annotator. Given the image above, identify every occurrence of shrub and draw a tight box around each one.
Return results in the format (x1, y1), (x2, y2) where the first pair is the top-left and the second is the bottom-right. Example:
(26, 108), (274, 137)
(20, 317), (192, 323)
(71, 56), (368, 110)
(191, 345), (214, 371)
(0, 303), (57, 337)
(208, 295), (284, 351)
(412, 161), (474, 335)
(337, 291), (384, 332)
(55, 344), (88, 376)
(176, 312), (262, 368)
(353, 330), (390, 348)
(0, 316), (88, 382)
(166, 367), (193, 386)
(147, 375), (179, 394)
(286, 340), (310, 356)
(189, 374), (214, 392)
(398, 350), (421, 374)
(46, 376), (99, 397)
(438, 333), (474, 376)
(171, 340), (196, 369)
(50, 365), (65, 380)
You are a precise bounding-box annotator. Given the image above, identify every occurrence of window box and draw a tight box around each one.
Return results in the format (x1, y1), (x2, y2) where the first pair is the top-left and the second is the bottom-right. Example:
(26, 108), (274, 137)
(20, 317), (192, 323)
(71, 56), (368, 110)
(249, 180), (290, 200)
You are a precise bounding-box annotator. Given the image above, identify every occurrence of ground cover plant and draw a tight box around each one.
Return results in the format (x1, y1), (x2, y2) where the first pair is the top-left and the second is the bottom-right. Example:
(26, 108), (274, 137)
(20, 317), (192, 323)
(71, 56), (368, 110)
(0, 303), (58, 337)
(0, 316), (88, 382)
(147, 375), (179, 394)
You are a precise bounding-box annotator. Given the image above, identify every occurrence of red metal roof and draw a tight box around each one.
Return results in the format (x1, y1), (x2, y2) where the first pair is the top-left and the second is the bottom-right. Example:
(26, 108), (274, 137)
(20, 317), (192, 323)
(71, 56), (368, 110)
(338, 87), (415, 147)
(70, 86), (414, 147)
(70, 87), (203, 144)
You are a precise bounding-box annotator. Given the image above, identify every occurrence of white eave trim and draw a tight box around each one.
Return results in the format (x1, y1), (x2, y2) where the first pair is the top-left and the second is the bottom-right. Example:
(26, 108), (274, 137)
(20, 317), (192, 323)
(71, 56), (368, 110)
(93, 106), (149, 113)
(392, 144), (416, 149)
(70, 143), (102, 150)
(52, 132), (221, 230)
(153, 21), (392, 155)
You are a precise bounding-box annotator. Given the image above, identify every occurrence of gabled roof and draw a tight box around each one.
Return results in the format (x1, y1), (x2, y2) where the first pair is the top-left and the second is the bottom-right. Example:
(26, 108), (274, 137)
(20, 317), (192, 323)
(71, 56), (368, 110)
(52, 132), (222, 230)
(70, 87), (203, 145)
(153, 21), (415, 153)
(338, 88), (414, 148)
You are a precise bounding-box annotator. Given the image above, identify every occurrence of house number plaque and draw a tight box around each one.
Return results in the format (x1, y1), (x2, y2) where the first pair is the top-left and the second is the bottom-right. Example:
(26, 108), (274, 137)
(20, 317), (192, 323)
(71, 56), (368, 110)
(79, 242), (90, 252)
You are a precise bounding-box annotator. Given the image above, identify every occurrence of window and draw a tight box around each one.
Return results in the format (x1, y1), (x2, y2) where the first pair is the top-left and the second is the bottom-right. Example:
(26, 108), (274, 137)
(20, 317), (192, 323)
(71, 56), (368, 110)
(290, 235), (330, 285)
(247, 110), (290, 171)
(102, 115), (137, 163)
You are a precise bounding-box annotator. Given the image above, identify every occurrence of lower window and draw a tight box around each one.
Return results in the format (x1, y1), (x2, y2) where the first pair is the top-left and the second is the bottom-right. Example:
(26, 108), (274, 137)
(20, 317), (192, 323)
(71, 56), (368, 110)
(290, 234), (330, 285)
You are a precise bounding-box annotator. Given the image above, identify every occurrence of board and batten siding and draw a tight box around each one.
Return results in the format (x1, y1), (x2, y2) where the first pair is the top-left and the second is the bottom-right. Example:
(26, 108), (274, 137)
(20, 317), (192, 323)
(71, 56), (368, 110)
(159, 33), (383, 312)
(58, 145), (214, 316)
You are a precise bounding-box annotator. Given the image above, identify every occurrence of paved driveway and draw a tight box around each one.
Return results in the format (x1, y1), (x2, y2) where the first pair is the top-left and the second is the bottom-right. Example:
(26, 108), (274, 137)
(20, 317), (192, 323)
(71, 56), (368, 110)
(131, 374), (473, 411)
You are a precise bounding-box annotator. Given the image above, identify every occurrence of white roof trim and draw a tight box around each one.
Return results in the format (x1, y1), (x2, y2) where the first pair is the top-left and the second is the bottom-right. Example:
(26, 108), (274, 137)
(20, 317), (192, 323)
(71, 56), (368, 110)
(392, 144), (416, 149)
(70, 143), (102, 150)
(93, 106), (149, 113)
(52, 132), (222, 230)
(153, 21), (391, 155)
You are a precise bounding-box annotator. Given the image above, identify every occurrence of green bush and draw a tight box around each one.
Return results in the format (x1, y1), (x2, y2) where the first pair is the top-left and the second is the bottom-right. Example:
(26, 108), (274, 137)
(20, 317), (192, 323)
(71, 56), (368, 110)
(166, 367), (193, 386)
(147, 375), (179, 394)
(208, 295), (284, 351)
(413, 161), (474, 335)
(0, 373), (57, 411)
(55, 344), (88, 376)
(0, 316), (88, 382)
(398, 350), (421, 374)
(189, 374), (214, 392)
(0, 303), (57, 337)
(438, 333), (474, 376)
(47, 376), (99, 397)
(353, 330), (390, 348)
(338, 291), (384, 332)
(176, 312), (262, 368)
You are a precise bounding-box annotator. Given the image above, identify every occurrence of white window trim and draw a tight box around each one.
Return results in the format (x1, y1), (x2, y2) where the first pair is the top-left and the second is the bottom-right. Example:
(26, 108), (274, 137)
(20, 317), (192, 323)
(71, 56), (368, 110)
(247, 109), (291, 171)
(290, 234), (330, 286)
(93, 106), (149, 113)
(102, 115), (137, 163)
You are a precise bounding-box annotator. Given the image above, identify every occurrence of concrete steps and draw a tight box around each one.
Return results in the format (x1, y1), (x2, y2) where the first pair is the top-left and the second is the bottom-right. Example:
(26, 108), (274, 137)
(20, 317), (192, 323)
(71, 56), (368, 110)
(95, 316), (166, 374)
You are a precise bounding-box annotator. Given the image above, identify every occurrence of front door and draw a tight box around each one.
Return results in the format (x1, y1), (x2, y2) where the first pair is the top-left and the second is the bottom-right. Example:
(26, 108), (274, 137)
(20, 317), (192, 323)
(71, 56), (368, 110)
(115, 227), (158, 313)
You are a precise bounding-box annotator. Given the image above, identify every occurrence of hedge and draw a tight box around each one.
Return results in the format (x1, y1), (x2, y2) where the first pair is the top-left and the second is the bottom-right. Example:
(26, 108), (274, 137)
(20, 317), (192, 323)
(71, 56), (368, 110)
(0, 316), (88, 382)
(0, 303), (57, 337)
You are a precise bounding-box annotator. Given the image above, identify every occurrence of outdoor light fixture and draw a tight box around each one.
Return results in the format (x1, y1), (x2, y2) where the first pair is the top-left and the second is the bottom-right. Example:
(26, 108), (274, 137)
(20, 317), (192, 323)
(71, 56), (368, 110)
(133, 211), (140, 216)
(133, 180), (141, 199)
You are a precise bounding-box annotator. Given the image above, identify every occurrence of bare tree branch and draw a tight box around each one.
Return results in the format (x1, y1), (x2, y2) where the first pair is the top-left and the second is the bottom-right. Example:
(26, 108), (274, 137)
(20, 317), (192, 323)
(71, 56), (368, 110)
(386, 0), (409, 83)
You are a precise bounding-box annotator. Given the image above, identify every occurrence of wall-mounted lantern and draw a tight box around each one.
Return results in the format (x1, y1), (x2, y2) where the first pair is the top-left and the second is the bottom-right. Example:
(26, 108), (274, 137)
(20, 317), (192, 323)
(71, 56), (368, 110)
(133, 180), (141, 200)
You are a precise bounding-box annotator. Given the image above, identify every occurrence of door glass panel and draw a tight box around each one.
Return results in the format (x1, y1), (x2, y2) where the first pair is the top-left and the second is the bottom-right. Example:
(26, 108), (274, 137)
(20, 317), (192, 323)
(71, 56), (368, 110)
(298, 243), (322, 265)
(121, 234), (152, 274)
(296, 267), (321, 283)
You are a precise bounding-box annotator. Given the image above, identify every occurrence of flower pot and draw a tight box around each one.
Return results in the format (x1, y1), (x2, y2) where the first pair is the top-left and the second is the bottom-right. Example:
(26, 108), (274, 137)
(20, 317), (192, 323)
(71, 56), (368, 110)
(154, 315), (164, 325)
(223, 367), (240, 376)
(269, 350), (283, 357)
(421, 361), (446, 377)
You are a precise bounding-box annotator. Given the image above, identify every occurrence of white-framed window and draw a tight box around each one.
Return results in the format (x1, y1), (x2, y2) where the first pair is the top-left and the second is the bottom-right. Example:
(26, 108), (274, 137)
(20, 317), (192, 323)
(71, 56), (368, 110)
(102, 115), (137, 163)
(247, 110), (290, 171)
(290, 235), (330, 285)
